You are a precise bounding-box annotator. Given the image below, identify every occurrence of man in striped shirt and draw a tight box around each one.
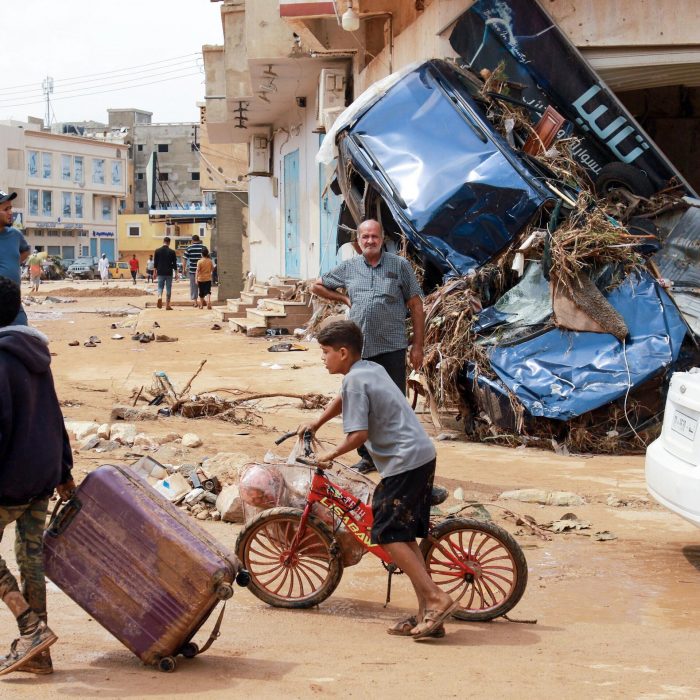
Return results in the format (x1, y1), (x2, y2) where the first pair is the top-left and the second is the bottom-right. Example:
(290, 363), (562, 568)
(184, 234), (205, 306)
(311, 219), (425, 473)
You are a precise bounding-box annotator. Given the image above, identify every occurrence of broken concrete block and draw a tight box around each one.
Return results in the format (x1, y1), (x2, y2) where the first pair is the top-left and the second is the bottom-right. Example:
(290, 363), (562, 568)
(133, 433), (155, 448)
(499, 489), (585, 507)
(157, 432), (181, 445)
(110, 405), (159, 421)
(97, 423), (111, 439)
(195, 511), (209, 521)
(184, 488), (206, 505)
(154, 473), (191, 502)
(182, 433), (203, 448)
(66, 421), (100, 441)
(79, 435), (100, 451)
(216, 485), (244, 523)
(111, 423), (138, 445)
(95, 440), (120, 453)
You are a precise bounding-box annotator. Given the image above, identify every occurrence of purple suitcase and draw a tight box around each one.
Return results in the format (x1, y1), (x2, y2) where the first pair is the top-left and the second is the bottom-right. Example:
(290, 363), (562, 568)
(44, 464), (245, 672)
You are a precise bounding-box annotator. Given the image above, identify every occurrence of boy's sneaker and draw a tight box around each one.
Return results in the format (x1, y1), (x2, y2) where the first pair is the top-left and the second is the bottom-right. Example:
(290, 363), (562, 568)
(0, 622), (57, 677)
(17, 649), (53, 675)
(351, 458), (377, 474)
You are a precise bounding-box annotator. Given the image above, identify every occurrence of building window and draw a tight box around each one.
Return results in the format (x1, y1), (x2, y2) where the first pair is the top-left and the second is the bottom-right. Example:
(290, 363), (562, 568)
(111, 160), (122, 185)
(136, 172), (144, 180)
(74, 193), (83, 219)
(158, 172), (168, 181)
(102, 198), (112, 220)
(92, 158), (105, 184)
(82, 245), (89, 256)
(119, 199), (125, 212)
(157, 144), (169, 153)
(137, 201), (145, 208)
(7, 148), (23, 170)
(62, 192), (71, 217)
(191, 171), (200, 181)
(42, 152), (52, 179)
(61, 154), (71, 181)
(74, 156), (84, 183)
(62, 245), (75, 259)
(137, 144), (143, 152)
(198, 224), (206, 237)
(27, 150), (38, 177)
(128, 225), (141, 237)
(41, 190), (52, 216)
(47, 245), (61, 256)
(28, 189), (39, 216)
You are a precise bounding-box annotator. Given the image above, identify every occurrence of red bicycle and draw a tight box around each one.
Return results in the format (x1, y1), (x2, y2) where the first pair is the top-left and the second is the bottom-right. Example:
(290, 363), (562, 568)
(235, 434), (528, 620)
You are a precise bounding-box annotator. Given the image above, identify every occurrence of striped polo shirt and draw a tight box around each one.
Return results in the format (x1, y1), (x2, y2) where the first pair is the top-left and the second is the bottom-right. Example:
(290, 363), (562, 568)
(321, 252), (423, 358)
(185, 242), (205, 274)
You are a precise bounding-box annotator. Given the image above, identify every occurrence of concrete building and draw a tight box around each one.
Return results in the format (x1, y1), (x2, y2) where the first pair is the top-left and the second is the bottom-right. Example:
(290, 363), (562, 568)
(116, 213), (208, 272)
(202, 0), (700, 282)
(0, 122), (128, 261)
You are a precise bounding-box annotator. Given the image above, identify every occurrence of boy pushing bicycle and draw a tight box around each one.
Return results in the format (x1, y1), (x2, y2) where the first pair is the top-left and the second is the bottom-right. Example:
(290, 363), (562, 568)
(299, 320), (458, 639)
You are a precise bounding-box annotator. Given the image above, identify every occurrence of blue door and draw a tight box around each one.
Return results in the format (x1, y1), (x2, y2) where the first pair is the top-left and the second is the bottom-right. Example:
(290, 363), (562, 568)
(284, 149), (300, 278)
(101, 239), (115, 262)
(89, 238), (97, 257)
(319, 135), (342, 274)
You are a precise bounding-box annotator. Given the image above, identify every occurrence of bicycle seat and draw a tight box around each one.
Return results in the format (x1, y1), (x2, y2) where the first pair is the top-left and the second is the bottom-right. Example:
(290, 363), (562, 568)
(430, 485), (448, 506)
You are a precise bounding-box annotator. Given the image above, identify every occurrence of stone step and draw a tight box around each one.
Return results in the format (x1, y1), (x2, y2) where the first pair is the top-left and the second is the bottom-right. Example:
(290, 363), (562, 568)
(259, 299), (310, 315)
(216, 308), (246, 322)
(228, 318), (267, 337)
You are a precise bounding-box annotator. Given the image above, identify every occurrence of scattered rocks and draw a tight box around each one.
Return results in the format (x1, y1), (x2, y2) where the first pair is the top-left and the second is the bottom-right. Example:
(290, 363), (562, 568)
(97, 423), (111, 439)
(181, 433), (203, 448)
(500, 489), (586, 507)
(133, 433), (155, 448)
(79, 435), (101, 451)
(216, 485), (244, 523)
(157, 433), (181, 445)
(66, 421), (100, 441)
(196, 511), (209, 520)
(110, 423), (138, 445)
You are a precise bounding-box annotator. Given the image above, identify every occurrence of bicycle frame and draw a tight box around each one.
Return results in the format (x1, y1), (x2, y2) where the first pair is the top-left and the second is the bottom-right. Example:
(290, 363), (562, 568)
(288, 465), (476, 577)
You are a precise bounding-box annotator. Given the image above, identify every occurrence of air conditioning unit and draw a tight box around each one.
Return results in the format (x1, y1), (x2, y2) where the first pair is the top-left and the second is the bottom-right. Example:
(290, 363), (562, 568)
(249, 129), (271, 176)
(322, 107), (346, 134)
(316, 69), (346, 131)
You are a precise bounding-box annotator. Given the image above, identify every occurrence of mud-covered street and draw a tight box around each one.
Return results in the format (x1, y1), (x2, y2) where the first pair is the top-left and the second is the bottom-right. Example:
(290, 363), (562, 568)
(2, 279), (700, 699)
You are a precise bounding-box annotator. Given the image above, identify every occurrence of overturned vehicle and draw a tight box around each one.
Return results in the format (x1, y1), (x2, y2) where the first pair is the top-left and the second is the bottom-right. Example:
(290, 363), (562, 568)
(320, 0), (700, 453)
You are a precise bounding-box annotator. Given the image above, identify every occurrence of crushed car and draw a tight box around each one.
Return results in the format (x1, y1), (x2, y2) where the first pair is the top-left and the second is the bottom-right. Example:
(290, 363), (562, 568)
(319, 0), (700, 452)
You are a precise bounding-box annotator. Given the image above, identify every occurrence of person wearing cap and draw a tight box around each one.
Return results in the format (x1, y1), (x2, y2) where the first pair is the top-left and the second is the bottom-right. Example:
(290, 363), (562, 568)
(0, 192), (30, 325)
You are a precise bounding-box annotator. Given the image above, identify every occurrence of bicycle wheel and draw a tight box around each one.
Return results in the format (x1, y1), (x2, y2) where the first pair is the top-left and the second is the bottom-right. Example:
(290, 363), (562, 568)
(420, 517), (528, 621)
(235, 507), (344, 609)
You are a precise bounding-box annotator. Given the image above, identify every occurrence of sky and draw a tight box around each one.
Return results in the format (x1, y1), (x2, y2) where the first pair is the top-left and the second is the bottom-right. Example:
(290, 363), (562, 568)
(0, 0), (224, 125)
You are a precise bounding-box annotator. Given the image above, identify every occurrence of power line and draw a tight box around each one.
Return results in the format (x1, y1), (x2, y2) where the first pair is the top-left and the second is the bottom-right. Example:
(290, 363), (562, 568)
(1, 71), (203, 109)
(0, 53), (202, 93)
(0, 57), (202, 99)
(0, 62), (202, 105)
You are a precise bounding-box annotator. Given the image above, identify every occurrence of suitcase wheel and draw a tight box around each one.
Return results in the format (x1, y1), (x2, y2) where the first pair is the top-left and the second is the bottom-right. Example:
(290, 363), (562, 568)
(158, 656), (177, 673)
(216, 583), (233, 600)
(180, 642), (199, 659)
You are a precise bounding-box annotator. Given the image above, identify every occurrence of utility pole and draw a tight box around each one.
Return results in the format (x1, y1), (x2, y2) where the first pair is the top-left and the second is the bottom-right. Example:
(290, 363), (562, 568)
(42, 76), (54, 128)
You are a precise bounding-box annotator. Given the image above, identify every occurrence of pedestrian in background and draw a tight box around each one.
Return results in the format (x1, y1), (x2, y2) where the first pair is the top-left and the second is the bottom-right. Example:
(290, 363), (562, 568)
(154, 236), (177, 310)
(311, 219), (425, 474)
(28, 253), (42, 293)
(97, 254), (109, 286)
(128, 255), (139, 285)
(0, 276), (75, 676)
(146, 254), (155, 284)
(0, 192), (30, 325)
(196, 246), (214, 310)
(185, 234), (204, 307)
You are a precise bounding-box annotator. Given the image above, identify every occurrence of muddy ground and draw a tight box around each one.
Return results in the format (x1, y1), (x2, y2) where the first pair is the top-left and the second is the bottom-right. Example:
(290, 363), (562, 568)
(2, 278), (700, 699)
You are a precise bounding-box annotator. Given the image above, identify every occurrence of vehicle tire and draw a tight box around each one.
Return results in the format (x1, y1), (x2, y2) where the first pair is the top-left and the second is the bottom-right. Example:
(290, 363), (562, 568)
(87, 270), (95, 280)
(595, 162), (654, 198)
(421, 517), (528, 622)
(235, 507), (343, 609)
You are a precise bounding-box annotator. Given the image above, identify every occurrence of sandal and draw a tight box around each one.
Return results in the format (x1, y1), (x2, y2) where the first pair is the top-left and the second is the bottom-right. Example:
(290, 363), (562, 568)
(387, 615), (445, 639)
(411, 600), (461, 640)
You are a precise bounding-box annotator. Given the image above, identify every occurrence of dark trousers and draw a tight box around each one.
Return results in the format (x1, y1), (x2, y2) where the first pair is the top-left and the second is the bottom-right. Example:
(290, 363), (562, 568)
(358, 348), (407, 464)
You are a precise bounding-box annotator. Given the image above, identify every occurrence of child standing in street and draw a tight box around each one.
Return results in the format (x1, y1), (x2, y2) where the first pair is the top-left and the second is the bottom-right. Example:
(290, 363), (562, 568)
(195, 247), (214, 310)
(0, 276), (75, 676)
(299, 320), (458, 639)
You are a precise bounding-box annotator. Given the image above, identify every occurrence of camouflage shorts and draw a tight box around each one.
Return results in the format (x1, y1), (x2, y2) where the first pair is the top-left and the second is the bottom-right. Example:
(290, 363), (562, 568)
(0, 498), (50, 621)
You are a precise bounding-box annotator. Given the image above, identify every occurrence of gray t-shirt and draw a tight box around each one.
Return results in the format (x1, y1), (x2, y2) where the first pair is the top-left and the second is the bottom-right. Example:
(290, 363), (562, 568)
(341, 360), (435, 478)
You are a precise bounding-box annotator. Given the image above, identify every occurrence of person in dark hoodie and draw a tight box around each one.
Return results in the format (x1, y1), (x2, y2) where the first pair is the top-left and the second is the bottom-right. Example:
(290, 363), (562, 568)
(0, 276), (74, 677)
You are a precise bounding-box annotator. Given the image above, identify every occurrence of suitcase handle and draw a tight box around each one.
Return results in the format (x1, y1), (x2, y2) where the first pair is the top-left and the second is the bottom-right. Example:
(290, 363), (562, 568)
(46, 497), (82, 537)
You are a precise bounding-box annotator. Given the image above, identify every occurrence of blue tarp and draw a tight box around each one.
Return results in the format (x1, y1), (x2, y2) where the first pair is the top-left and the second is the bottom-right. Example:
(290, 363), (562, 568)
(486, 272), (687, 420)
